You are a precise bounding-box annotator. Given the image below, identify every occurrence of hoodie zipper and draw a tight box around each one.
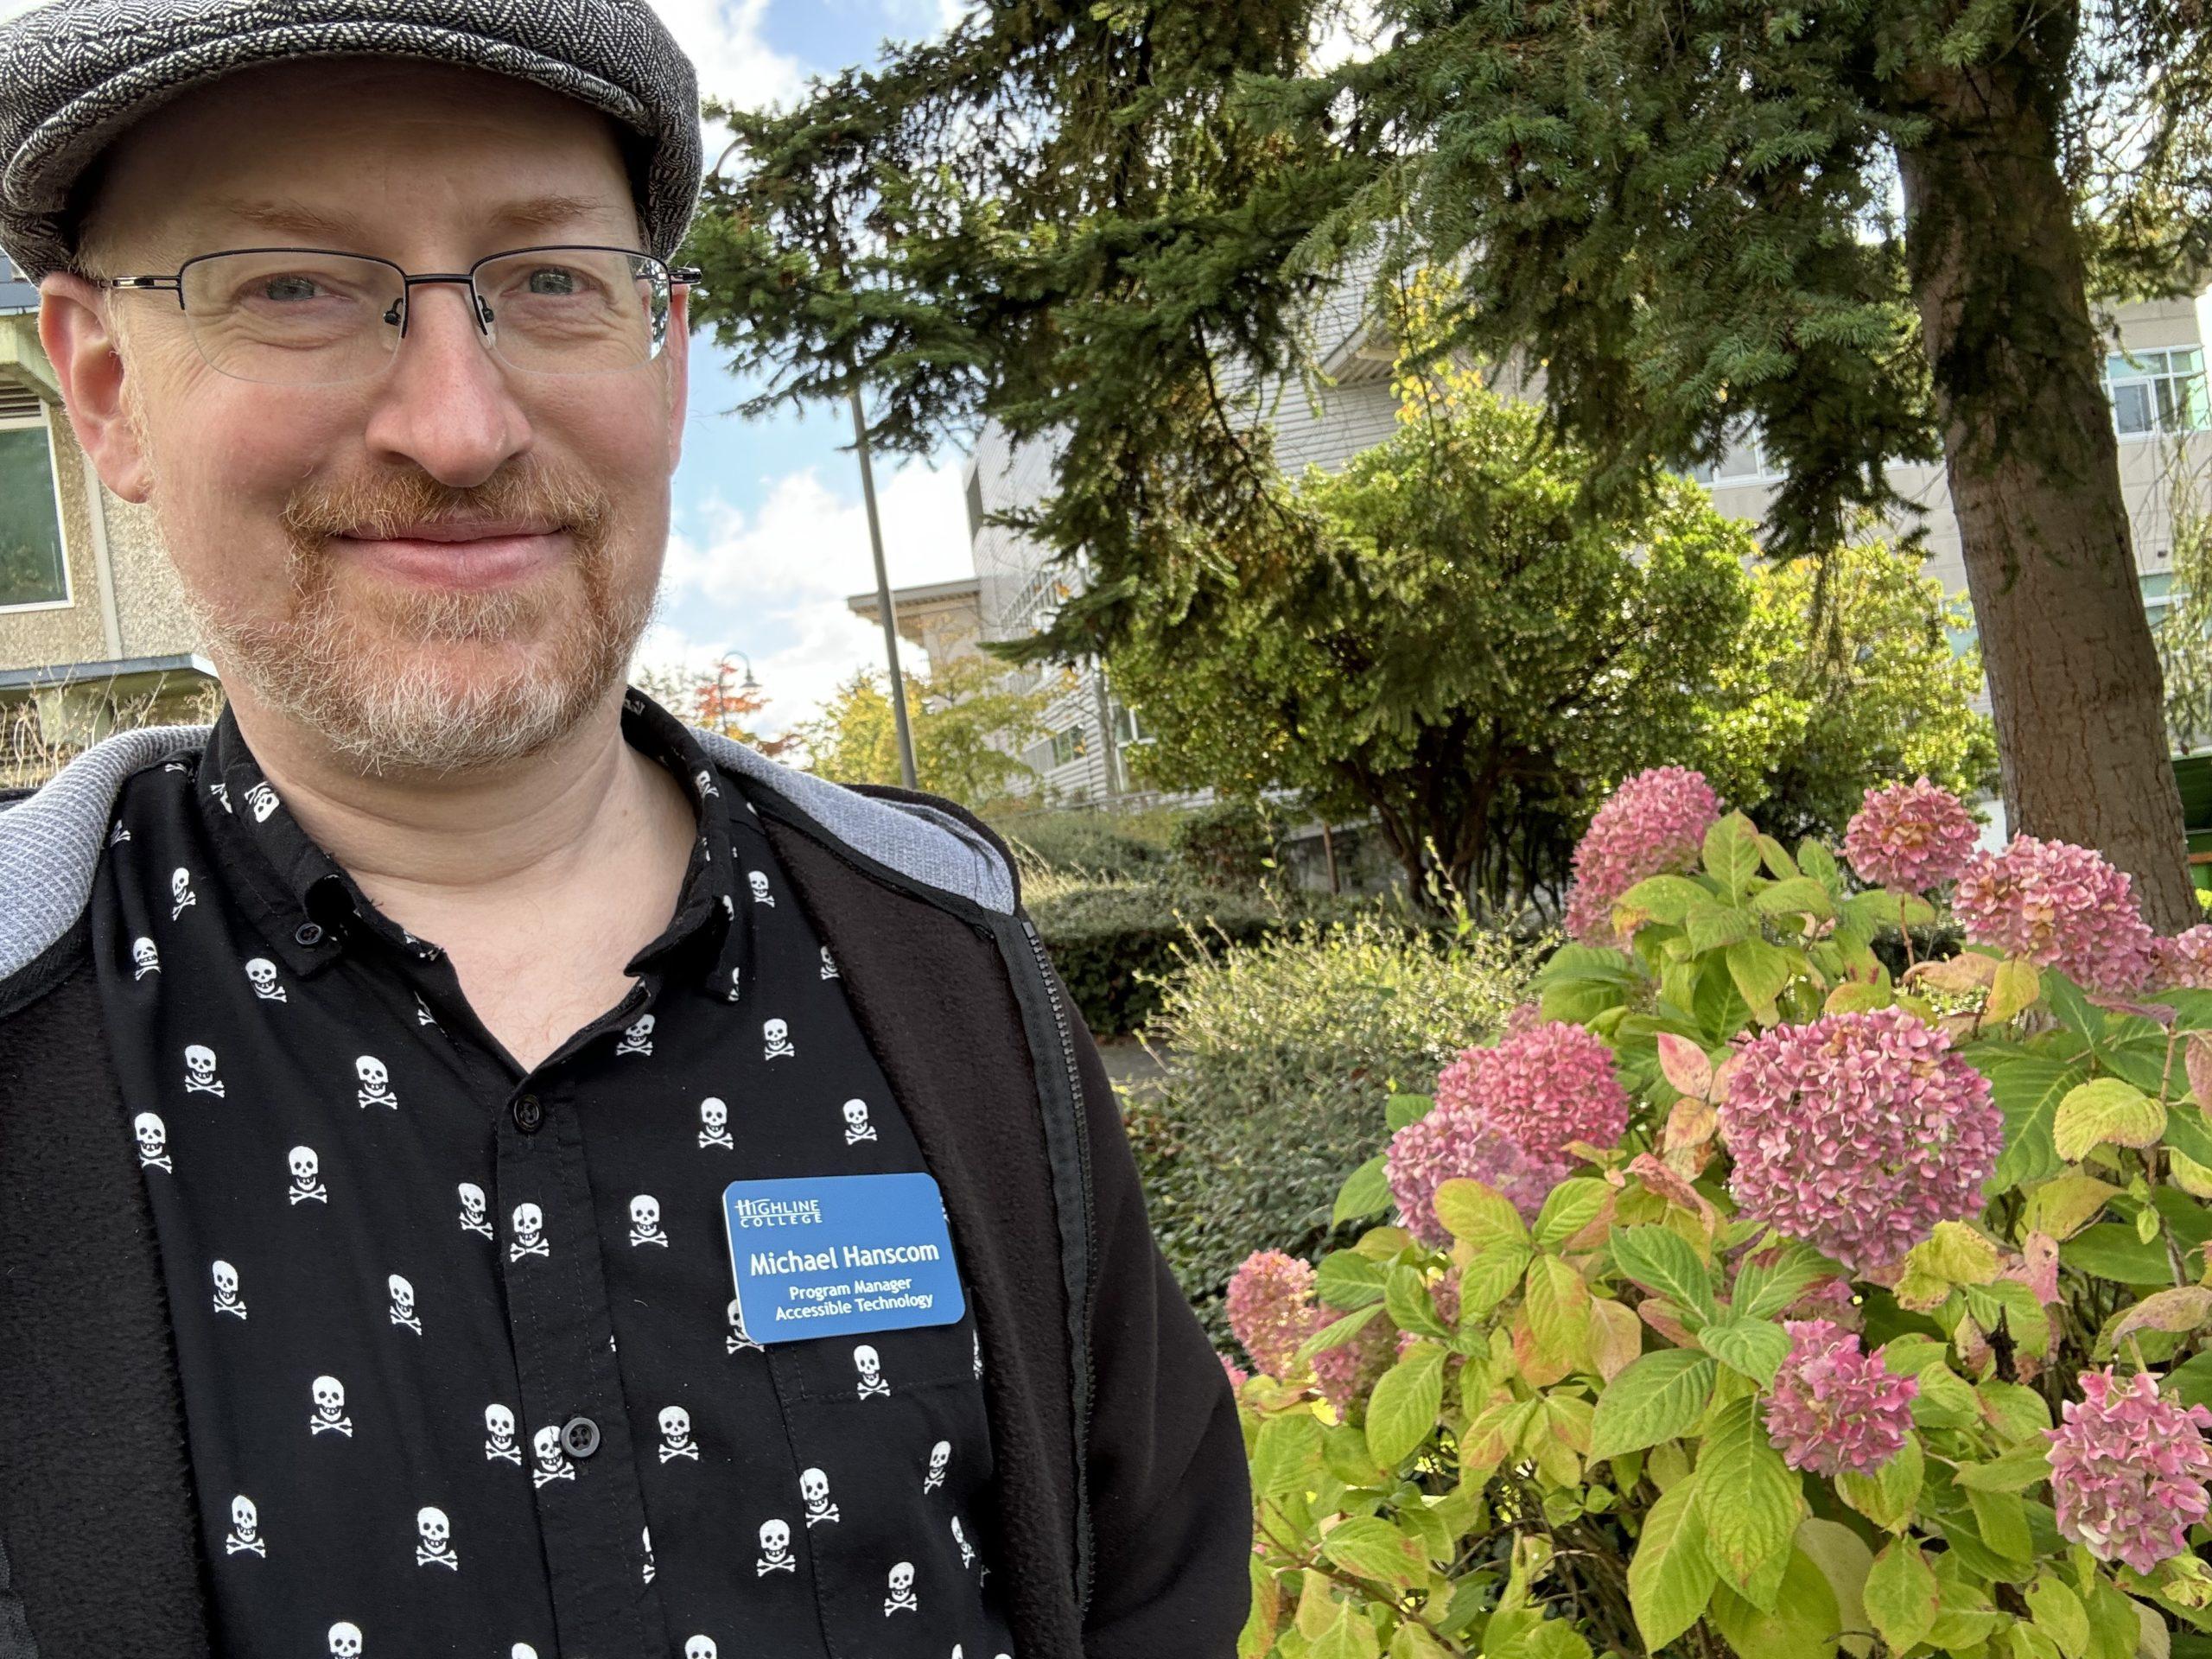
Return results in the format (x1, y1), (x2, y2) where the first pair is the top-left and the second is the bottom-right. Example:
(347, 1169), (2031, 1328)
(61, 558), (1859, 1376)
(1021, 912), (1098, 1616)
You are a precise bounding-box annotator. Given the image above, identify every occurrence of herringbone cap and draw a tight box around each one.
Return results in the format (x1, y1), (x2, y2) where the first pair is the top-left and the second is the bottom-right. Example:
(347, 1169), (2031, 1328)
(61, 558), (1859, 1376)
(0, 0), (703, 282)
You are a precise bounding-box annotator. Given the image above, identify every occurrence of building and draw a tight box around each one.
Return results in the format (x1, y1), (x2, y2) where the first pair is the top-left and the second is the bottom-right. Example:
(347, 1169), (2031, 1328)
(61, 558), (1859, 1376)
(0, 249), (219, 783)
(842, 575), (986, 670)
(962, 271), (2212, 817)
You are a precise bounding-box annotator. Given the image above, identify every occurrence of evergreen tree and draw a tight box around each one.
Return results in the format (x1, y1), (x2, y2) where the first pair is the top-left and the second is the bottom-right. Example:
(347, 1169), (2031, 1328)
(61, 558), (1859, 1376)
(684, 0), (2209, 925)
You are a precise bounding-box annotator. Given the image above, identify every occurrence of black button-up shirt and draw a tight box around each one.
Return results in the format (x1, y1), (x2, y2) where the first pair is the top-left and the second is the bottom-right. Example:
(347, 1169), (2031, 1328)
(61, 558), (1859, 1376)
(88, 688), (1017, 1659)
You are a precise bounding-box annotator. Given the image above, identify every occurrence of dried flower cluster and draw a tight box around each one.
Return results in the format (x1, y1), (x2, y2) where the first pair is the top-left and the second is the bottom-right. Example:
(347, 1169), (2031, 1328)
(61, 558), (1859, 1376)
(1764, 1319), (1917, 1477)
(1719, 1007), (2001, 1273)
(2154, 924), (2212, 992)
(1954, 835), (2158, 995)
(1563, 766), (1721, 944)
(2045, 1369), (2212, 1574)
(1843, 778), (1980, 893)
(1224, 1248), (1393, 1411)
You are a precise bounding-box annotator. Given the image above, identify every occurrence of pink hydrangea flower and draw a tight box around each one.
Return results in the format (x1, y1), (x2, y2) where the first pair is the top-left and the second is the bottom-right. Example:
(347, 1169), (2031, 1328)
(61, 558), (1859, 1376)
(1564, 766), (1723, 944)
(1844, 779), (1980, 893)
(1314, 1309), (1394, 1413)
(2046, 1369), (2212, 1574)
(1764, 1319), (1917, 1477)
(2152, 925), (2212, 991)
(1386, 1102), (1561, 1245)
(1954, 835), (2159, 995)
(1225, 1249), (1318, 1379)
(1718, 1007), (2002, 1274)
(1433, 1020), (1631, 1166)
(1220, 1353), (1250, 1390)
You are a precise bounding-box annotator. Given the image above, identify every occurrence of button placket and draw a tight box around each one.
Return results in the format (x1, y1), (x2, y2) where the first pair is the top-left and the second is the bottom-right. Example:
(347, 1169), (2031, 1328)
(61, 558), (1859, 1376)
(496, 1084), (666, 1656)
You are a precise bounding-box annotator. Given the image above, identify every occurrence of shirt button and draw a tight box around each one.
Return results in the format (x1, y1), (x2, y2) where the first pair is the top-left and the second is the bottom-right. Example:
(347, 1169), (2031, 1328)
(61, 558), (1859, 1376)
(294, 921), (325, 947)
(561, 1415), (601, 1459)
(512, 1094), (545, 1134)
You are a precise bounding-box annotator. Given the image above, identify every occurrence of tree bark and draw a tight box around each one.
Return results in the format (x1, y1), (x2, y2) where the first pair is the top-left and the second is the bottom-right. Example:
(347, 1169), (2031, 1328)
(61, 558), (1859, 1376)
(1895, 40), (2197, 931)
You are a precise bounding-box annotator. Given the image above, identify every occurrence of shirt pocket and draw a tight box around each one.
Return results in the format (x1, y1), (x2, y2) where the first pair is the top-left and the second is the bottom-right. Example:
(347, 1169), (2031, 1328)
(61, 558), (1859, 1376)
(767, 1300), (982, 1407)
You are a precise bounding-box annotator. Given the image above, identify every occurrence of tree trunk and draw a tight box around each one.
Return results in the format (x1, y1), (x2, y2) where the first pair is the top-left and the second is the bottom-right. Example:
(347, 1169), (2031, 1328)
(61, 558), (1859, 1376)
(1895, 44), (2197, 932)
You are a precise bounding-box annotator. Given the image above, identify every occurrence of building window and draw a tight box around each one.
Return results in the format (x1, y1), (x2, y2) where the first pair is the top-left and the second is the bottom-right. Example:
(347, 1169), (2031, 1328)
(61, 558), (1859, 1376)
(2107, 346), (2210, 438)
(1050, 724), (1088, 766)
(0, 416), (68, 609)
(1688, 416), (1777, 486)
(1112, 702), (1147, 746)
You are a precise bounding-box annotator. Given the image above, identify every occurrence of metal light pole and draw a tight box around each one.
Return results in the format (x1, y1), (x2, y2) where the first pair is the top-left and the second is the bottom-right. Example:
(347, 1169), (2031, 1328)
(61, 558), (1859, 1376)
(848, 376), (919, 790)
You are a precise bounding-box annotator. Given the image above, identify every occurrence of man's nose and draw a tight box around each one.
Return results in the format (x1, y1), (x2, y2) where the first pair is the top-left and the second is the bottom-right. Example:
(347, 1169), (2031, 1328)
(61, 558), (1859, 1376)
(360, 275), (531, 484)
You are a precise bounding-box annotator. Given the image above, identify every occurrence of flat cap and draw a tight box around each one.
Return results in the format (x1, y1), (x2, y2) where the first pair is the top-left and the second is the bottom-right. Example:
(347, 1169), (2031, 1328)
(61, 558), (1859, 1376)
(0, 0), (703, 283)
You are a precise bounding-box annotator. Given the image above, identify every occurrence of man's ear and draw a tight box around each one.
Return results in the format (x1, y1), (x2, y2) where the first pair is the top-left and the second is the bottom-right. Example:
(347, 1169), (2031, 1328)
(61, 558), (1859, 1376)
(37, 270), (155, 504)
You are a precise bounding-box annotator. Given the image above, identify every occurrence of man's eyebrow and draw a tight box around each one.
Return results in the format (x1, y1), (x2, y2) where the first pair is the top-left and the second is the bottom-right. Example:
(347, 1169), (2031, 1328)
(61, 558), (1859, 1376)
(200, 192), (628, 246)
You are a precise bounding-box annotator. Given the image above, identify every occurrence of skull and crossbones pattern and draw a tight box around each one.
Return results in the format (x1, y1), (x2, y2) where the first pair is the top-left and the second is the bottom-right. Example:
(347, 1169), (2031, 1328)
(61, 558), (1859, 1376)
(169, 865), (197, 919)
(853, 1343), (892, 1400)
(819, 944), (839, 979)
(642, 1525), (656, 1584)
(614, 1012), (655, 1058)
(884, 1560), (920, 1615)
(243, 955), (288, 1001)
(952, 1515), (976, 1569)
(287, 1144), (327, 1205)
(133, 1111), (172, 1173)
(747, 869), (774, 906)
(762, 1017), (796, 1061)
(726, 1297), (763, 1354)
(531, 1426), (575, 1487)
(210, 1258), (248, 1319)
(244, 780), (280, 823)
(457, 1182), (495, 1238)
(924, 1440), (951, 1492)
(208, 780), (232, 815)
(354, 1054), (398, 1109)
(657, 1405), (699, 1463)
(509, 1203), (550, 1262)
(842, 1097), (878, 1145)
(694, 766), (720, 799)
(483, 1403), (522, 1465)
(309, 1375), (353, 1437)
(413, 1505), (458, 1569)
(108, 817), (131, 844)
(725, 963), (743, 1002)
(697, 1096), (734, 1150)
(327, 1622), (363, 1657)
(183, 1042), (226, 1096)
(386, 1274), (422, 1336)
(755, 1517), (796, 1574)
(130, 935), (159, 978)
(627, 1193), (670, 1248)
(799, 1465), (841, 1527)
(683, 1639), (716, 1659)
(223, 1493), (266, 1556)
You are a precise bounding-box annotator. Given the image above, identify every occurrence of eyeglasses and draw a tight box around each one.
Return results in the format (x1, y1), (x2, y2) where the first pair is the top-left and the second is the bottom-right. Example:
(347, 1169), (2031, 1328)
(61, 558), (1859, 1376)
(95, 245), (706, 386)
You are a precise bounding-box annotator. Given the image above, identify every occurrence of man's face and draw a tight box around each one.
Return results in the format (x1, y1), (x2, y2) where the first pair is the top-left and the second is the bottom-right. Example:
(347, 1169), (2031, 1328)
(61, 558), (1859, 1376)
(38, 56), (688, 776)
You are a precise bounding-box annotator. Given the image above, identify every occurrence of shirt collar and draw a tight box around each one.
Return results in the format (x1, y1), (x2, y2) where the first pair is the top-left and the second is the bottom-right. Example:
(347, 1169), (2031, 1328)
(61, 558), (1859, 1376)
(193, 686), (744, 984)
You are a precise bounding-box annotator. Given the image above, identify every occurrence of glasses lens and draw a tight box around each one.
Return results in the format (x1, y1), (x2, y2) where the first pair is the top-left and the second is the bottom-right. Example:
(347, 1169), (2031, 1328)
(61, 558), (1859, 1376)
(179, 251), (405, 385)
(474, 247), (668, 376)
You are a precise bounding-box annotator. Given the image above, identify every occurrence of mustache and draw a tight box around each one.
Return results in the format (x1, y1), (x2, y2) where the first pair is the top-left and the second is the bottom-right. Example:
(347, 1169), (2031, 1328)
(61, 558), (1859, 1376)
(280, 469), (613, 550)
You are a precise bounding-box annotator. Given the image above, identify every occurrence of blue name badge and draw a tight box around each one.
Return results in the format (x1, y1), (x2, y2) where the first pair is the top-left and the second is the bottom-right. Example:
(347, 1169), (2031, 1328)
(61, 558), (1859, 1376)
(721, 1173), (965, 1345)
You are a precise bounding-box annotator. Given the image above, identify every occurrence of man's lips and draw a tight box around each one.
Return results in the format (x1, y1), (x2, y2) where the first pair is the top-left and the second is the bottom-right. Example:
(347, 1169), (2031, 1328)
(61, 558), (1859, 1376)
(334, 529), (567, 590)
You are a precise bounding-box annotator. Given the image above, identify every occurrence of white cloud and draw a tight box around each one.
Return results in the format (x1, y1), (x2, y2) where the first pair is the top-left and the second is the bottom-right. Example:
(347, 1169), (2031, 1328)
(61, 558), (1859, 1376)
(642, 454), (976, 736)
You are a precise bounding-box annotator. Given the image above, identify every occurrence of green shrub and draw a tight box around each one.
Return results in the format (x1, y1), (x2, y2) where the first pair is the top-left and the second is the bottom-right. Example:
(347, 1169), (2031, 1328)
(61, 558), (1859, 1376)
(1026, 872), (1375, 1036)
(1126, 915), (1539, 1344)
(1170, 798), (1279, 887)
(987, 806), (1178, 880)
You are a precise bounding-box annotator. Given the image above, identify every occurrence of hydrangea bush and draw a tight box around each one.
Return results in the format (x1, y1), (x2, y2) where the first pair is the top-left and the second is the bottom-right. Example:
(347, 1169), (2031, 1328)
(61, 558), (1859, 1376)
(1228, 773), (2212, 1659)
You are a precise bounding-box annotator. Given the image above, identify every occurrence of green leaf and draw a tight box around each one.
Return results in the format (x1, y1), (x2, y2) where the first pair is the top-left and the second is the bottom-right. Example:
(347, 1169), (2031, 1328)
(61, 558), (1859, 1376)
(1704, 813), (1761, 899)
(1523, 1254), (1592, 1370)
(1385, 1093), (1434, 1132)
(2166, 1103), (2212, 1167)
(1250, 1412), (1324, 1498)
(2052, 1077), (2167, 1161)
(1294, 1302), (1387, 1366)
(1365, 1341), (1446, 1469)
(1966, 1485), (2032, 1564)
(1318, 1516), (1424, 1591)
(1726, 938), (1796, 1023)
(1612, 1225), (1718, 1323)
(1733, 1241), (1836, 1319)
(1383, 1263), (1451, 1339)
(1534, 1177), (1611, 1249)
(1588, 1349), (1718, 1461)
(1987, 1054), (2094, 1188)
(1863, 1541), (1940, 1653)
(1699, 1315), (1792, 1386)
(1627, 1475), (1718, 1649)
(1459, 1239), (1535, 1317)
(1951, 1440), (2054, 1494)
(1797, 840), (1839, 884)
(1433, 1179), (1529, 1250)
(1751, 876), (1833, 918)
(1614, 874), (1711, 927)
(1836, 1431), (1923, 1531)
(2062, 1223), (2176, 1283)
(1315, 1250), (1388, 1310)
(1309, 1603), (1382, 1659)
(1707, 1548), (1839, 1657)
(2027, 1573), (2092, 1659)
(1685, 900), (1755, 954)
(1696, 1396), (1802, 1603)
(2044, 972), (2106, 1042)
(1332, 1155), (1391, 1225)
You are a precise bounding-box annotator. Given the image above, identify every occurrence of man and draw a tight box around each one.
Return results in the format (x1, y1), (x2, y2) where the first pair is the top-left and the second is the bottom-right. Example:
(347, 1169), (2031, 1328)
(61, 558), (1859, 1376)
(0, 3), (1249, 1655)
